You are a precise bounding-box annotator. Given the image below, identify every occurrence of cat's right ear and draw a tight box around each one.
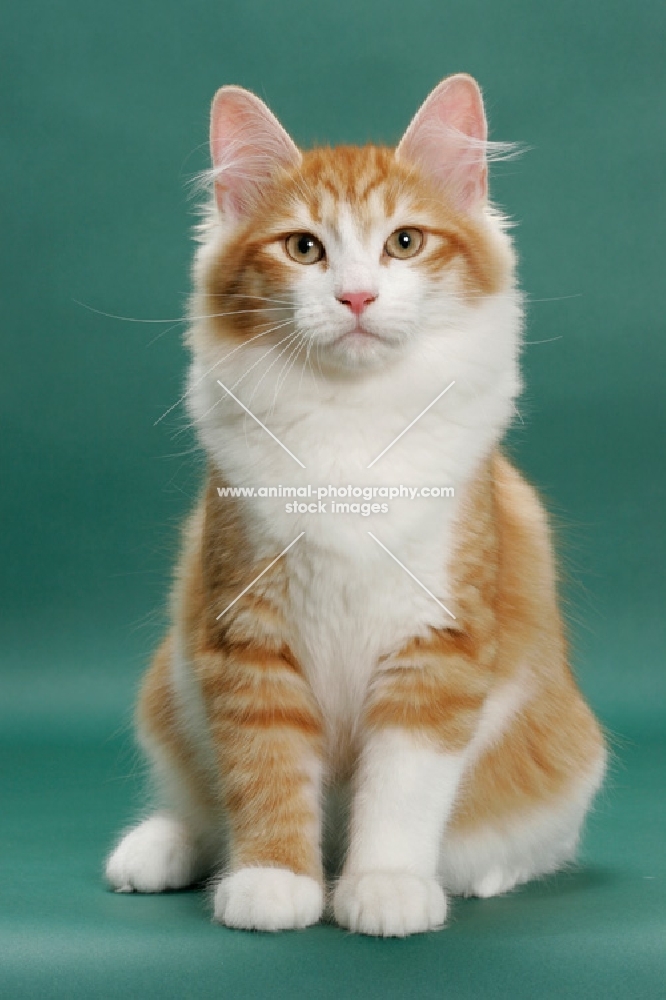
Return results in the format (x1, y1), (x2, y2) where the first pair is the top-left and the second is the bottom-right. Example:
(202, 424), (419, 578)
(209, 87), (301, 218)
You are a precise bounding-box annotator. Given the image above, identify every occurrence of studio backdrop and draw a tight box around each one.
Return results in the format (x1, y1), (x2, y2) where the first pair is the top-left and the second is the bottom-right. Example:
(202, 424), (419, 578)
(1, 1), (663, 998)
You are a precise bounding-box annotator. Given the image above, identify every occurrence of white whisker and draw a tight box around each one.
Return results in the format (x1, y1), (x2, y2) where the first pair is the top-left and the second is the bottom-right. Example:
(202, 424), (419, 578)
(298, 335), (313, 396)
(523, 337), (563, 345)
(270, 333), (306, 416)
(154, 317), (293, 425)
(74, 299), (289, 325)
(524, 294), (582, 304)
(240, 331), (301, 450)
(231, 324), (293, 394)
(245, 331), (301, 409)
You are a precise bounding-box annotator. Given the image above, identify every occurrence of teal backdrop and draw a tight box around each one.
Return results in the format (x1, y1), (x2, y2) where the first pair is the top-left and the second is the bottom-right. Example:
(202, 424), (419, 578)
(1, 1), (664, 997)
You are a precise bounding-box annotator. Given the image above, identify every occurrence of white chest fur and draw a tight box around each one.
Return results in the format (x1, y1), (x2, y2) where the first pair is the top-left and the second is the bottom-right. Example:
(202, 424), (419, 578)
(188, 293), (521, 758)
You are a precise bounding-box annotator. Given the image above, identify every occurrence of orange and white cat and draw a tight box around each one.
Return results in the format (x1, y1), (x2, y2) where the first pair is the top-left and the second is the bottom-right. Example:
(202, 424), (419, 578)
(106, 74), (606, 936)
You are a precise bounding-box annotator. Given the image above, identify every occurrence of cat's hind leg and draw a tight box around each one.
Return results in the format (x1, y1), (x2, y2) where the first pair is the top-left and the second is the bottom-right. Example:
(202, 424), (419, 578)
(440, 791), (591, 900)
(106, 633), (222, 892)
(105, 813), (206, 893)
(439, 708), (607, 900)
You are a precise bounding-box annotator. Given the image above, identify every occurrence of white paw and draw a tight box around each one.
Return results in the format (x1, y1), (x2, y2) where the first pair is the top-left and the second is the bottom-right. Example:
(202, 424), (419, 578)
(333, 872), (447, 937)
(471, 867), (521, 898)
(214, 868), (323, 931)
(105, 814), (202, 892)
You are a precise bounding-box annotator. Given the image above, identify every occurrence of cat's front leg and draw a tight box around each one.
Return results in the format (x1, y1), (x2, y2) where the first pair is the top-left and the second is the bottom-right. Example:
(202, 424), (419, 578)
(199, 646), (325, 932)
(334, 631), (490, 937)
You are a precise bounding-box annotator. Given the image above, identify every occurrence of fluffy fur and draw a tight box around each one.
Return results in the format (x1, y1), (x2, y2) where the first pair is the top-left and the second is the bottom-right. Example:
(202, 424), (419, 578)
(106, 74), (606, 936)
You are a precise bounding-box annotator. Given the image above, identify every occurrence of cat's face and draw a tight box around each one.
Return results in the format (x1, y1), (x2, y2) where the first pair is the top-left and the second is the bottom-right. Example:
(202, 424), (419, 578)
(193, 75), (515, 380)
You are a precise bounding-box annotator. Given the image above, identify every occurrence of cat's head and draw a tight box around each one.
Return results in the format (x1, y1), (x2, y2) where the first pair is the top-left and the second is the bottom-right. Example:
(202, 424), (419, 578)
(191, 74), (518, 379)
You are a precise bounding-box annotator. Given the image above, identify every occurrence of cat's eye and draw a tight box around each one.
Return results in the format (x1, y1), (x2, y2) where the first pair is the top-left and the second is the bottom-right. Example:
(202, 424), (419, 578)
(285, 232), (325, 265)
(384, 228), (424, 260)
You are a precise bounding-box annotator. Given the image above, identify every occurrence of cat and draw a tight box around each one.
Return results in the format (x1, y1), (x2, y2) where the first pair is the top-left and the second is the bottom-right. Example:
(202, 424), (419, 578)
(105, 74), (606, 936)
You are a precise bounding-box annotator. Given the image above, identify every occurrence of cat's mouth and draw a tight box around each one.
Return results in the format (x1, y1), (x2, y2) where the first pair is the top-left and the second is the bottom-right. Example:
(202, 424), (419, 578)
(336, 325), (382, 343)
(329, 323), (396, 349)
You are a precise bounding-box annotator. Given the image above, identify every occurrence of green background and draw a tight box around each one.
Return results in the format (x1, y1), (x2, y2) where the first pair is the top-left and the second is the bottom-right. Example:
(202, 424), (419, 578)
(1, 1), (664, 996)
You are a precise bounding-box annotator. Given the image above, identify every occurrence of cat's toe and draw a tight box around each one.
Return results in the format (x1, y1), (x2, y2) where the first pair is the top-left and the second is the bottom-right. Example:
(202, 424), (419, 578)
(105, 814), (201, 892)
(214, 867), (324, 931)
(333, 872), (447, 937)
(470, 867), (521, 898)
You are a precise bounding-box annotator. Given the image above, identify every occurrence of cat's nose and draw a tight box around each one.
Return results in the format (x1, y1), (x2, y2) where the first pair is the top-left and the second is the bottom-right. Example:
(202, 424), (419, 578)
(337, 291), (377, 315)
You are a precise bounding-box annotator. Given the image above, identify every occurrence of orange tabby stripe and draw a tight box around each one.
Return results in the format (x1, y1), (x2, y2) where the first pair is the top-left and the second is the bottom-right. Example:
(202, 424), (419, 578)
(197, 646), (323, 877)
(138, 633), (219, 816)
(171, 475), (324, 879)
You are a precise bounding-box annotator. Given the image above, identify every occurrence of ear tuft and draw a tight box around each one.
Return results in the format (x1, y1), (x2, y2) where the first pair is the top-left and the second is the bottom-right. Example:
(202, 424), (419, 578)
(396, 74), (489, 213)
(210, 87), (301, 218)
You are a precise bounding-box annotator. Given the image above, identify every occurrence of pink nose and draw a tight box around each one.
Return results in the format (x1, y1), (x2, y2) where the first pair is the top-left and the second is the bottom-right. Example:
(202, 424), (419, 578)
(337, 291), (377, 315)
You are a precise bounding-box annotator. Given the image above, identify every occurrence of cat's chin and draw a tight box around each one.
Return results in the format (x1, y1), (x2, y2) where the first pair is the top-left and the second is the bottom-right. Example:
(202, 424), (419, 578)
(319, 329), (400, 373)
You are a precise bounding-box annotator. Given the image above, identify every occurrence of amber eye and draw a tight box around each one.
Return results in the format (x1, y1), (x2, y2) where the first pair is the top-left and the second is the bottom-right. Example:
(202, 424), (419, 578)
(285, 232), (325, 265)
(384, 228), (424, 260)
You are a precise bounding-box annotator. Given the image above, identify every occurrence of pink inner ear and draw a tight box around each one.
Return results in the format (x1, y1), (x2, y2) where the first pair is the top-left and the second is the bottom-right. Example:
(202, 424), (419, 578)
(210, 87), (301, 218)
(396, 74), (488, 212)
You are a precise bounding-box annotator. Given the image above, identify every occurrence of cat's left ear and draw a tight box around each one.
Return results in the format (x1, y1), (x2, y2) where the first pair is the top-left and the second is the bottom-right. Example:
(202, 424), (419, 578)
(396, 74), (488, 213)
(210, 87), (301, 218)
